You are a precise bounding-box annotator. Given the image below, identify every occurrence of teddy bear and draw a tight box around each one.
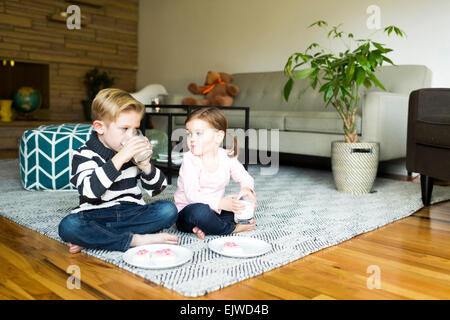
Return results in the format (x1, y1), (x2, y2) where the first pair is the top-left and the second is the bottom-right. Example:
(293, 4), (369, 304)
(183, 71), (239, 106)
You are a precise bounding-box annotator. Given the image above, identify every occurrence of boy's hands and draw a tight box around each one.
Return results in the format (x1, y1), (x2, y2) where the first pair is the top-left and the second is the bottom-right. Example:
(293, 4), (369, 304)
(112, 136), (152, 171)
(219, 194), (245, 214)
(135, 152), (152, 175)
(133, 136), (153, 175)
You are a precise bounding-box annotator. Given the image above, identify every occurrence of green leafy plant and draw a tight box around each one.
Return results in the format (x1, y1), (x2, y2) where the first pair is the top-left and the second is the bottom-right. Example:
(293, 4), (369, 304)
(283, 20), (406, 143)
(84, 67), (115, 101)
(82, 67), (115, 120)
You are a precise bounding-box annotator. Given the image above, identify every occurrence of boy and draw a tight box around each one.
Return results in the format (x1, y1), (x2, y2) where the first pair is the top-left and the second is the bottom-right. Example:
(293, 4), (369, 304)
(58, 88), (178, 253)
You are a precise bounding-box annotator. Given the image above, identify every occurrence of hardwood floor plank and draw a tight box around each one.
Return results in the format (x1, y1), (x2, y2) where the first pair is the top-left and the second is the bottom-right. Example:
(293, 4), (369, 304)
(0, 219), (185, 299)
(311, 294), (336, 300)
(202, 282), (282, 300)
(2, 280), (36, 300)
(342, 237), (450, 276)
(234, 277), (310, 300)
(368, 231), (449, 259)
(412, 210), (450, 223)
(0, 255), (63, 300)
(316, 247), (449, 299)
(271, 259), (409, 299)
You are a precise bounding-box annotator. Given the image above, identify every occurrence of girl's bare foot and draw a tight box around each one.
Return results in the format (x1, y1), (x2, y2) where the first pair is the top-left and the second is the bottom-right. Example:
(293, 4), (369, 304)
(130, 232), (179, 247)
(68, 243), (84, 254)
(192, 226), (205, 240)
(232, 220), (256, 234)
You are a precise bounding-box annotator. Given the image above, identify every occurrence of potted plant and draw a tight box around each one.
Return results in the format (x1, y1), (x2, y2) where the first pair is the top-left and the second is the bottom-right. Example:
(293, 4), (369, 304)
(82, 67), (115, 121)
(283, 20), (405, 194)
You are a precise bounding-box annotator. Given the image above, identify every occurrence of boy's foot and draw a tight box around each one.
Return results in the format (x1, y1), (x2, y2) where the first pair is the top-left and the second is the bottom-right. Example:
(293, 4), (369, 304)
(131, 232), (179, 247)
(232, 220), (256, 234)
(68, 243), (84, 254)
(192, 226), (205, 240)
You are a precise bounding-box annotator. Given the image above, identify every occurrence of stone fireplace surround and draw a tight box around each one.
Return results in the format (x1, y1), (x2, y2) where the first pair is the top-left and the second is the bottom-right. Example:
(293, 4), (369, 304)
(0, 61), (50, 113)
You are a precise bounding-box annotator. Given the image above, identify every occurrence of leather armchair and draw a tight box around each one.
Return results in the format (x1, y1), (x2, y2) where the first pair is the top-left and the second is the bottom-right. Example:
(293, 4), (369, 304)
(406, 88), (450, 206)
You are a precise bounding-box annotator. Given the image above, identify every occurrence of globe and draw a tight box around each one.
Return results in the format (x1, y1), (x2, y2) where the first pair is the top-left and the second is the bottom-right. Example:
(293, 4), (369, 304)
(13, 87), (41, 113)
(146, 129), (168, 160)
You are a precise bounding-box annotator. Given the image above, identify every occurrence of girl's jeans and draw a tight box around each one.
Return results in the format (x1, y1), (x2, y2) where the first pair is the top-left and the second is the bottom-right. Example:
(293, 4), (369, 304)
(176, 203), (236, 235)
(58, 201), (178, 252)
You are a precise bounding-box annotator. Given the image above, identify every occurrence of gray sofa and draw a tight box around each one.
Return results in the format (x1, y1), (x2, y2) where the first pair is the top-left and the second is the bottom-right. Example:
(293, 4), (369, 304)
(164, 64), (431, 161)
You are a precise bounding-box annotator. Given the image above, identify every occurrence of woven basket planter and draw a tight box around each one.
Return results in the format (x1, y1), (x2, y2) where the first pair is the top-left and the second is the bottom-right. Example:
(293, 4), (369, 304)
(331, 141), (380, 194)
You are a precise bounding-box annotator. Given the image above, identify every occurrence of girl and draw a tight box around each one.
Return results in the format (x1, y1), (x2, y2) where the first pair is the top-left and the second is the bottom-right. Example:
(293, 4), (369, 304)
(174, 107), (257, 239)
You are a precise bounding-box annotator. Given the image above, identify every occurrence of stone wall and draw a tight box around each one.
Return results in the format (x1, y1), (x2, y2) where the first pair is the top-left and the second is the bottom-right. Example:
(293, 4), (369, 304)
(0, 0), (138, 121)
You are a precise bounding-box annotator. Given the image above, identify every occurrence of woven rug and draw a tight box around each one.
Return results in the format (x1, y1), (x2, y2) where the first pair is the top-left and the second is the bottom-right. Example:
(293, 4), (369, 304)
(0, 159), (449, 297)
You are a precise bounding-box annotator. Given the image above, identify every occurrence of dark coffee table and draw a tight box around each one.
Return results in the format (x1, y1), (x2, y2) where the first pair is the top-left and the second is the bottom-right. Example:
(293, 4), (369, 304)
(140, 105), (250, 184)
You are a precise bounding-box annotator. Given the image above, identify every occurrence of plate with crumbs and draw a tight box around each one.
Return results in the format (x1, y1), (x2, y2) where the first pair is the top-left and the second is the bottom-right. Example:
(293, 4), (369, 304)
(123, 244), (193, 269)
(208, 236), (272, 258)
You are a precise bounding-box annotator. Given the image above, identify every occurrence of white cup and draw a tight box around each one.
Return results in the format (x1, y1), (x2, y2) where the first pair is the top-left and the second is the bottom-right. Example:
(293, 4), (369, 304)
(121, 129), (153, 163)
(234, 199), (255, 224)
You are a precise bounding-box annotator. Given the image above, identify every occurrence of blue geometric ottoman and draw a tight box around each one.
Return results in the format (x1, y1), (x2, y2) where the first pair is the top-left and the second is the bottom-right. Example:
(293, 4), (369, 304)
(19, 124), (93, 190)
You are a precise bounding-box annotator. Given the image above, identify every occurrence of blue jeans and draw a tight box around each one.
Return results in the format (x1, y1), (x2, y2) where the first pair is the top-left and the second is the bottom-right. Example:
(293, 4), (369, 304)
(176, 203), (236, 236)
(58, 201), (178, 252)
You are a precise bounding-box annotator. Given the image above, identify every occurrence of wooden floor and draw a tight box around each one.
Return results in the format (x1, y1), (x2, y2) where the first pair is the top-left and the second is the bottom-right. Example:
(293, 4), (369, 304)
(0, 167), (449, 300)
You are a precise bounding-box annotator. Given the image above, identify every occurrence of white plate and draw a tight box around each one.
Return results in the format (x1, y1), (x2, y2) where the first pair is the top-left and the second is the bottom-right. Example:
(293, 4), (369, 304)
(123, 244), (193, 269)
(208, 236), (272, 258)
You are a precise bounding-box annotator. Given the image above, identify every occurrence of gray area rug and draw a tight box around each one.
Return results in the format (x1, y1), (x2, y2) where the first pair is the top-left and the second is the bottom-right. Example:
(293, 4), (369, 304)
(0, 159), (449, 297)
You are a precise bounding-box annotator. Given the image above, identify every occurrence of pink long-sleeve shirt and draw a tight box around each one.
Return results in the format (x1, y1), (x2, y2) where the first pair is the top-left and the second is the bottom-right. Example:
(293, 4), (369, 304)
(174, 148), (254, 213)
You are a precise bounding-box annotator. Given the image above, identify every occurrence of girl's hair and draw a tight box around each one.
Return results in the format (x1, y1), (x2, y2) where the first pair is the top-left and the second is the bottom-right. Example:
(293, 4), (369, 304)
(91, 88), (144, 123)
(185, 107), (238, 157)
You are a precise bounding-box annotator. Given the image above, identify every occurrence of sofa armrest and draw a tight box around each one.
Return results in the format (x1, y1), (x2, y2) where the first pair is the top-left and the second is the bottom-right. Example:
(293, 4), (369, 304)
(361, 91), (409, 161)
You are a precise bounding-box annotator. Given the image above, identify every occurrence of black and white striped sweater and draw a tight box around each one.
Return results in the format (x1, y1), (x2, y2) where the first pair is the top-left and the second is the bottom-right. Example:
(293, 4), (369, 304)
(70, 131), (167, 213)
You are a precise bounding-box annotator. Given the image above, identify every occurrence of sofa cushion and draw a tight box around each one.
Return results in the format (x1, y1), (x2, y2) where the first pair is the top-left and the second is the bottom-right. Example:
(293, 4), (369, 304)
(19, 124), (93, 190)
(174, 109), (287, 130)
(175, 109), (362, 134)
(223, 110), (285, 130)
(284, 111), (362, 135)
(232, 71), (326, 112)
(415, 116), (450, 149)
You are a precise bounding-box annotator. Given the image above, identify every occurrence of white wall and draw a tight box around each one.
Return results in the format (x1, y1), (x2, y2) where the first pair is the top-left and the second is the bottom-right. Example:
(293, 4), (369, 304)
(137, 0), (450, 94)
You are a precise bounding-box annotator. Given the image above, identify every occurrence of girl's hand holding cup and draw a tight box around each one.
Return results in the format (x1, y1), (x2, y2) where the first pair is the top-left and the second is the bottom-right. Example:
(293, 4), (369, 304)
(219, 194), (245, 214)
(238, 187), (257, 209)
(235, 187), (256, 225)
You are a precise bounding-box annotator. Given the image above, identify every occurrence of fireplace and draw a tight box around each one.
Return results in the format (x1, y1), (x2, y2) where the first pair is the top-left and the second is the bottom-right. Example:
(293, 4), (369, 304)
(0, 60), (50, 117)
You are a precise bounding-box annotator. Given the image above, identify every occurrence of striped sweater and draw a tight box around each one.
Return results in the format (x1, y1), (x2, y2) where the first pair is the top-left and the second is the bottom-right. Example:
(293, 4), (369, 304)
(70, 131), (167, 213)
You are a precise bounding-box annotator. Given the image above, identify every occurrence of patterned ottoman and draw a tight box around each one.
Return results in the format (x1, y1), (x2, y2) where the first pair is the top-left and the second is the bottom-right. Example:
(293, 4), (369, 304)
(19, 124), (93, 190)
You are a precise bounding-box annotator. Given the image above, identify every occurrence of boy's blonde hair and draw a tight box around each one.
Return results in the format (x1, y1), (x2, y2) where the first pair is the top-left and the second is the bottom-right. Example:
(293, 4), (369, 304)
(91, 88), (144, 123)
